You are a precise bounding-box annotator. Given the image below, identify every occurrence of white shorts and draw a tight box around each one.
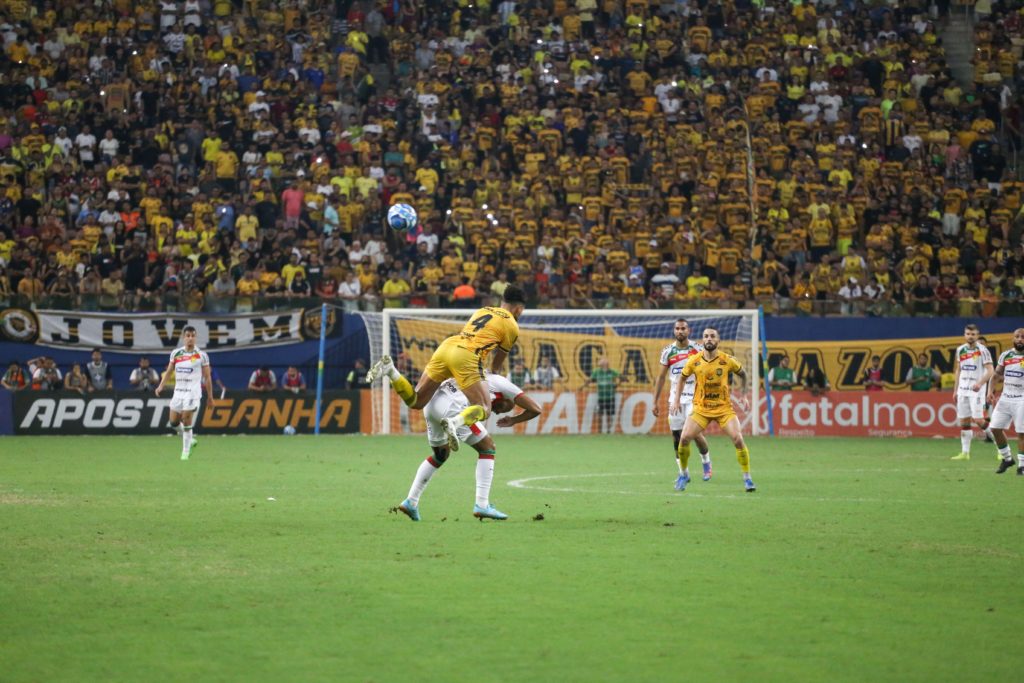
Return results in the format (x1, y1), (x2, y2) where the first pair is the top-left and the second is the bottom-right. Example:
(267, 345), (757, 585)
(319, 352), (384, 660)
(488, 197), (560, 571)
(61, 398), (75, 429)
(956, 389), (985, 420)
(989, 398), (1024, 432)
(669, 401), (694, 432)
(170, 391), (202, 414)
(424, 390), (488, 449)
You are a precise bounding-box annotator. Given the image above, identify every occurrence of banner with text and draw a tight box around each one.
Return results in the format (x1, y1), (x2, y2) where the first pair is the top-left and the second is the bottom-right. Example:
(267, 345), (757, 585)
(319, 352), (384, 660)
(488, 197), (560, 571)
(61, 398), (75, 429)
(387, 389), (991, 438)
(0, 308), (337, 353)
(12, 390), (360, 435)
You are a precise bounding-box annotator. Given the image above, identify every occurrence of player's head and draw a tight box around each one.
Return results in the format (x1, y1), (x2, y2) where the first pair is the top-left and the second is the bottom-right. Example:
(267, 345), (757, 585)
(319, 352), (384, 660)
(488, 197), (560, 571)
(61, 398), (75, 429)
(702, 327), (720, 351)
(674, 318), (690, 343)
(501, 285), (526, 319)
(492, 396), (514, 414)
(964, 324), (979, 344)
(183, 326), (198, 347)
(871, 354), (880, 366)
(91, 348), (102, 363)
(779, 355), (790, 367)
(917, 352), (928, 365)
(1014, 328), (1024, 352)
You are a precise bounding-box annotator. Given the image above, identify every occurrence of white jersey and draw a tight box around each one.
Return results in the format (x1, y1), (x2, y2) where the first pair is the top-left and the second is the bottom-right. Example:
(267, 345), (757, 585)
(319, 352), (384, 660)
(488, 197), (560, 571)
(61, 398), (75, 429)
(996, 349), (1024, 401)
(660, 340), (702, 403)
(956, 343), (993, 392)
(168, 345), (209, 397)
(426, 373), (523, 447)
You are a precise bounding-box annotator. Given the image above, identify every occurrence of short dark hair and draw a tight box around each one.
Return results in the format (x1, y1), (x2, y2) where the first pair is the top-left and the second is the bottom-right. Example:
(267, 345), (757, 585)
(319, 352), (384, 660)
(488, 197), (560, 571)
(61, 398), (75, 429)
(183, 325), (198, 334)
(502, 285), (525, 305)
(964, 324), (979, 333)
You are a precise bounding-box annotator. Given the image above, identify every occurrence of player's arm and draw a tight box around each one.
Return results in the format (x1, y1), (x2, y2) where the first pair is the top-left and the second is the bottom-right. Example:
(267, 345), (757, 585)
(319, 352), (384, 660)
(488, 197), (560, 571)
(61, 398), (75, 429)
(490, 347), (508, 374)
(951, 355), (960, 396)
(975, 359), (994, 392)
(987, 363), (1004, 405)
(653, 363), (669, 416)
(202, 364), (215, 401)
(496, 392), (542, 427)
(154, 361), (174, 395)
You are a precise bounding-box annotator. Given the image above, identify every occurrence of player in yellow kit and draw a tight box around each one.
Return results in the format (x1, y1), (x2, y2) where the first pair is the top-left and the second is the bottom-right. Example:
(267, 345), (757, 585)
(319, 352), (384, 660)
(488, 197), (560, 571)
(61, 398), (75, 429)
(676, 327), (757, 492)
(367, 286), (526, 451)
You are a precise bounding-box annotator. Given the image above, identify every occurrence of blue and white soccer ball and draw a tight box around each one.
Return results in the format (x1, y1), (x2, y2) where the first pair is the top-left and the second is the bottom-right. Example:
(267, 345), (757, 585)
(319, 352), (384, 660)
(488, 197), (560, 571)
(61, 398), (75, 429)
(283, 425), (297, 436)
(387, 203), (418, 232)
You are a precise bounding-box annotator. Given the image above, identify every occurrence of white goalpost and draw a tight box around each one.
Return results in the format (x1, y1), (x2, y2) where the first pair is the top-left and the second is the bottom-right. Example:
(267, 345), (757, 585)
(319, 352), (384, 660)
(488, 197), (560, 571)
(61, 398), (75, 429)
(360, 309), (762, 437)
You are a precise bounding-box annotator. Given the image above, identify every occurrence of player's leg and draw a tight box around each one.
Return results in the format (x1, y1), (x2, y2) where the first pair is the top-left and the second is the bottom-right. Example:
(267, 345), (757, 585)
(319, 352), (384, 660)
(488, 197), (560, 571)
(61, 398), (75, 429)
(990, 401), (1015, 473)
(720, 415), (755, 492)
(685, 404), (712, 480)
(951, 393), (974, 460)
(675, 415), (706, 491)
(441, 365), (492, 442)
(469, 435), (507, 520)
(399, 445), (448, 521)
(368, 354), (443, 410)
(179, 408), (195, 460)
(399, 397), (460, 519)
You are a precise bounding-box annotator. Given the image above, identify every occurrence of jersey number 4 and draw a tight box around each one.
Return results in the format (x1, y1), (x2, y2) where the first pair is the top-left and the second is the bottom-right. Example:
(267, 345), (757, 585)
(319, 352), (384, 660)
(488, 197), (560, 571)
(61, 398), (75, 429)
(470, 314), (493, 332)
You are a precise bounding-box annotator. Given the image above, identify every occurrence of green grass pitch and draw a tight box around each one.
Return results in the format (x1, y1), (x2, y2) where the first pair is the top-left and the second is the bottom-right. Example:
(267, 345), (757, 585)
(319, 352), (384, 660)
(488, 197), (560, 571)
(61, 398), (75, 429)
(2, 434), (1023, 682)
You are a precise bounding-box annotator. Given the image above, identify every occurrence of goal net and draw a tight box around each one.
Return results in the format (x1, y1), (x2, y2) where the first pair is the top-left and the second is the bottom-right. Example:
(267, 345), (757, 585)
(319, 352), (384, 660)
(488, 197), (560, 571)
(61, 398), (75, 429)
(360, 309), (761, 436)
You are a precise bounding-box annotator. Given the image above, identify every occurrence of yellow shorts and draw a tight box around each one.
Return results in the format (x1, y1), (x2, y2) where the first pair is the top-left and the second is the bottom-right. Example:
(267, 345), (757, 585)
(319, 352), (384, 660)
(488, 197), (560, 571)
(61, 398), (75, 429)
(690, 411), (738, 429)
(424, 337), (486, 390)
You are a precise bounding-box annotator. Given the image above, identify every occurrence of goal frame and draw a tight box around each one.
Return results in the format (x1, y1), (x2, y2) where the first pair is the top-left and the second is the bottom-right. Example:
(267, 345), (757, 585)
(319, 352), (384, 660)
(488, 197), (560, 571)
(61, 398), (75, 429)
(378, 308), (761, 436)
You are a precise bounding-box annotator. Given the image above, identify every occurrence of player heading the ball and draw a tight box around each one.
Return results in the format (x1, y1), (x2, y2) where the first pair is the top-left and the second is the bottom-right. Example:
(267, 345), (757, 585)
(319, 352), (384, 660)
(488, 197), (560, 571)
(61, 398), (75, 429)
(367, 286), (527, 451)
(677, 327), (756, 493)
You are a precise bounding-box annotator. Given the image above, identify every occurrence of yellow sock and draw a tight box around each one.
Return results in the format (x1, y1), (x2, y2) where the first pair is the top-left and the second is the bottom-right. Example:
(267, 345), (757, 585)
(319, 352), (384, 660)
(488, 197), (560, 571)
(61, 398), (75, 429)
(677, 442), (691, 471)
(391, 374), (416, 408)
(459, 404), (486, 426)
(736, 446), (750, 474)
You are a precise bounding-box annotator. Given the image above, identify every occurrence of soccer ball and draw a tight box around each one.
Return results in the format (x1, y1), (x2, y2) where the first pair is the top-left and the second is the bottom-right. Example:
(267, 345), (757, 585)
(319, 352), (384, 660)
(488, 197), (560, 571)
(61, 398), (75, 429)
(387, 203), (418, 232)
(283, 425), (297, 436)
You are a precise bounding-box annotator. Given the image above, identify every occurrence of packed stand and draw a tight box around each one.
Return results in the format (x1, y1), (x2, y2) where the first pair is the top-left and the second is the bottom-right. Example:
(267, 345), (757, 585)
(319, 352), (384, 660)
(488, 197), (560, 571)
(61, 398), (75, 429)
(0, 0), (1021, 318)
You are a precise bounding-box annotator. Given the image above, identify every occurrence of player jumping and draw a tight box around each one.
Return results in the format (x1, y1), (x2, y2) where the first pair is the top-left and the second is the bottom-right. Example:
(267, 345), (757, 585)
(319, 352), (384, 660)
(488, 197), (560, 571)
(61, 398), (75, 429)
(652, 319), (712, 490)
(951, 323), (995, 461)
(676, 327), (756, 492)
(992, 328), (1024, 475)
(367, 286), (526, 451)
(397, 373), (541, 521)
(155, 326), (214, 461)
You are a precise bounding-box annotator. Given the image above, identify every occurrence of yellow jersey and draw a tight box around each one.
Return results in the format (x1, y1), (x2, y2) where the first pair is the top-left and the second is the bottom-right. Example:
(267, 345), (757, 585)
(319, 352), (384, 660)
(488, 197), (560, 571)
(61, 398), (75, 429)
(681, 351), (743, 417)
(455, 307), (520, 359)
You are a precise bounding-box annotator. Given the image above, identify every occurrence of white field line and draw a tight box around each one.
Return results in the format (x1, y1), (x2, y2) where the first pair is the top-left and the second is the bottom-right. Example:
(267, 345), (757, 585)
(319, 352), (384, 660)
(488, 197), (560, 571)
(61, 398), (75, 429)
(507, 472), (925, 503)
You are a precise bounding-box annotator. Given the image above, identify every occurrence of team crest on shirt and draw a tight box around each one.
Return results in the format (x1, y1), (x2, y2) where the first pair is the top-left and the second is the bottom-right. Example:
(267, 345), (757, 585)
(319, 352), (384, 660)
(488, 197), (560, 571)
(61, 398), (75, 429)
(716, 368), (723, 377)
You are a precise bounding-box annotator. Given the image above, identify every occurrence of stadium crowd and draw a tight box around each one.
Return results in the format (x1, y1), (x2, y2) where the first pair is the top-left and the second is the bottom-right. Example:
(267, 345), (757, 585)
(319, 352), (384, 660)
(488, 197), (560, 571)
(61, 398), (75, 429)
(0, 0), (1021, 318)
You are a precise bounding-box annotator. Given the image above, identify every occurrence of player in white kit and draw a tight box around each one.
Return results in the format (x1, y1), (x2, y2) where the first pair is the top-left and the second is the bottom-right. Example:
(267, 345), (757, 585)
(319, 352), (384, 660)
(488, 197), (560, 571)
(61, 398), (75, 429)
(991, 328), (1024, 474)
(951, 323), (995, 461)
(653, 319), (711, 490)
(155, 326), (214, 460)
(396, 373), (541, 522)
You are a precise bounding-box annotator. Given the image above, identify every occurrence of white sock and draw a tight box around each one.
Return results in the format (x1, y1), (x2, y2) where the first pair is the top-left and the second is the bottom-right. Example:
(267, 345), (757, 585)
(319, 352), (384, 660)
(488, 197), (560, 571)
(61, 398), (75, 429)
(699, 449), (711, 464)
(675, 456), (684, 475)
(182, 425), (193, 454)
(998, 446), (1012, 460)
(1018, 454), (1024, 467)
(683, 468), (690, 478)
(385, 362), (400, 380)
(960, 429), (973, 453)
(984, 428), (994, 440)
(475, 455), (494, 508)
(407, 458), (439, 505)
(449, 413), (467, 429)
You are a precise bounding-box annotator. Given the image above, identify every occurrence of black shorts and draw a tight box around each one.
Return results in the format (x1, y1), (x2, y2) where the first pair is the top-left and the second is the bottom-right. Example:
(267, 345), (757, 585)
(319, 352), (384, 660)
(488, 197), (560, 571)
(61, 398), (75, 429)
(597, 397), (616, 415)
